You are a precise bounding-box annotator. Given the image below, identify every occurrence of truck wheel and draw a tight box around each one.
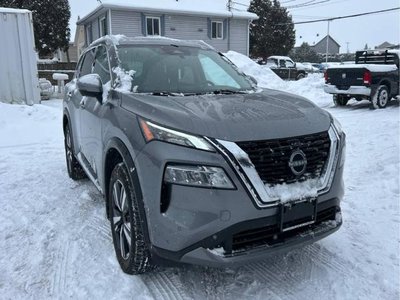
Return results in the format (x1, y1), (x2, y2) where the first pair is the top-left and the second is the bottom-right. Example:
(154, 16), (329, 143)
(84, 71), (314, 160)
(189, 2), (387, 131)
(333, 95), (349, 106)
(296, 73), (305, 80)
(374, 85), (389, 109)
(64, 125), (86, 180)
(109, 162), (154, 274)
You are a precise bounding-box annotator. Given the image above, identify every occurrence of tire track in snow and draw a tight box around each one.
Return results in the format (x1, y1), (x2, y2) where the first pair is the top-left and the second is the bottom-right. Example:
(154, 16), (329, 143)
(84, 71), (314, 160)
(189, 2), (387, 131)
(142, 271), (188, 300)
(302, 244), (352, 274)
(245, 261), (299, 300)
(87, 215), (112, 242)
(52, 241), (70, 297)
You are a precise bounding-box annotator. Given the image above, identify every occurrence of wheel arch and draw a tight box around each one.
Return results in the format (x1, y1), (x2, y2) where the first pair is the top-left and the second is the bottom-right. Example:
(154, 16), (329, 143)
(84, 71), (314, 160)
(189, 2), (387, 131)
(63, 109), (70, 133)
(378, 79), (391, 95)
(103, 138), (144, 217)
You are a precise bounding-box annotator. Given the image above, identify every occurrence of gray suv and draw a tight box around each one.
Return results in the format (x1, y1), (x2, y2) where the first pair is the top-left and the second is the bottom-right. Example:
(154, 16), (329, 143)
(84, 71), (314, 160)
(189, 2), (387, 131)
(63, 36), (345, 274)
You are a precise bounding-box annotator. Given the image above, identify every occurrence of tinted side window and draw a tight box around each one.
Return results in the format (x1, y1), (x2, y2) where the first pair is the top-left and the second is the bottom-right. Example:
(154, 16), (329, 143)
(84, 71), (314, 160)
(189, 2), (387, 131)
(80, 48), (96, 77)
(93, 46), (111, 83)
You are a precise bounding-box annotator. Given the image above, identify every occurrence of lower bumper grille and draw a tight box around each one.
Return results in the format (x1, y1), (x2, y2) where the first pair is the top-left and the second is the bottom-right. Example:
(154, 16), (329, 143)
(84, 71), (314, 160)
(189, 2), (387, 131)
(229, 207), (338, 253)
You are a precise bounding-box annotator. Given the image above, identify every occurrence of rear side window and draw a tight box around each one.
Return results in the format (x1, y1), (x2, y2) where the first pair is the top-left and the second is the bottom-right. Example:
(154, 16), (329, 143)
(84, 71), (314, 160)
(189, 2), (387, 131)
(93, 46), (111, 84)
(79, 48), (96, 77)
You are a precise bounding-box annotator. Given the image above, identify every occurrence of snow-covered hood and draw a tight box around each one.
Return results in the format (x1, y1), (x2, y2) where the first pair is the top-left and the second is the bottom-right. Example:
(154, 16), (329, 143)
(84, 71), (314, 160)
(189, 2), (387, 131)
(328, 64), (398, 72)
(121, 89), (332, 142)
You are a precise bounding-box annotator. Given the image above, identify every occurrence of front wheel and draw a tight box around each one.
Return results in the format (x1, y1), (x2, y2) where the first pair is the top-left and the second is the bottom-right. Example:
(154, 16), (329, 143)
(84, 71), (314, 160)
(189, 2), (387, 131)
(333, 95), (349, 106)
(109, 163), (154, 274)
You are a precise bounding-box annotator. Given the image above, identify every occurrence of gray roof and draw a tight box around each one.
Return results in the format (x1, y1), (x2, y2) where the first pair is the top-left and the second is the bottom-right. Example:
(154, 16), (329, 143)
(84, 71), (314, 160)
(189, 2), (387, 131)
(77, 3), (257, 25)
(313, 35), (341, 48)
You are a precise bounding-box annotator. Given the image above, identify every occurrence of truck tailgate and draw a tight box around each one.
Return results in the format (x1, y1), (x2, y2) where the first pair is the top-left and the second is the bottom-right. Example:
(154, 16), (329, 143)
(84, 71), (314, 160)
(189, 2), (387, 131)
(326, 68), (365, 88)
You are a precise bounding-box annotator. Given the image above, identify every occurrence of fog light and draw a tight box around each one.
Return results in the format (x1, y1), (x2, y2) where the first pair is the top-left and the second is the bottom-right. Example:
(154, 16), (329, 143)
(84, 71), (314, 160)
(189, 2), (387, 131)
(164, 165), (235, 189)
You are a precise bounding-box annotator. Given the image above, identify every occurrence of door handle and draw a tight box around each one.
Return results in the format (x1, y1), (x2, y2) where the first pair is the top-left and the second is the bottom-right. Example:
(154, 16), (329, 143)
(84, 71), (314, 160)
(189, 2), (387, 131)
(80, 99), (86, 109)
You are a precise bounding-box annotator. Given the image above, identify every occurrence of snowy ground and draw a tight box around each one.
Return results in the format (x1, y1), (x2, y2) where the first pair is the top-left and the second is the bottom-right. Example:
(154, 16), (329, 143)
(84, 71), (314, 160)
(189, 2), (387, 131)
(0, 56), (399, 299)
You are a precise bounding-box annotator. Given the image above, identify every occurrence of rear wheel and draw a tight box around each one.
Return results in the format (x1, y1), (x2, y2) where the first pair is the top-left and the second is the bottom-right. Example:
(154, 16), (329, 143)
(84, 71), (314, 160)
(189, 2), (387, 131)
(373, 85), (389, 109)
(109, 162), (154, 274)
(296, 73), (305, 80)
(64, 125), (86, 180)
(333, 95), (349, 107)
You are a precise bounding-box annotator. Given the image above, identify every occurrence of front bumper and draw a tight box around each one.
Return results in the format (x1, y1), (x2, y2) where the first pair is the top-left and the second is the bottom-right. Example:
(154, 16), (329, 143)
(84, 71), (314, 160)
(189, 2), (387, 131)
(152, 199), (341, 267)
(134, 133), (345, 266)
(324, 84), (371, 96)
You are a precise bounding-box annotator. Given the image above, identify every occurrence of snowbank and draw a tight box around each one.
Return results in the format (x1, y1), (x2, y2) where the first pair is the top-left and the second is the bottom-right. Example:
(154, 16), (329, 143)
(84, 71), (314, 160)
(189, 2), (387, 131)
(224, 51), (283, 87)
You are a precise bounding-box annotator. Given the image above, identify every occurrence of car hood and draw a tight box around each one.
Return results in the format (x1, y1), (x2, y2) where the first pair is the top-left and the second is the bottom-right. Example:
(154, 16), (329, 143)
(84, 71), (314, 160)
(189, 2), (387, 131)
(120, 89), (332, 142)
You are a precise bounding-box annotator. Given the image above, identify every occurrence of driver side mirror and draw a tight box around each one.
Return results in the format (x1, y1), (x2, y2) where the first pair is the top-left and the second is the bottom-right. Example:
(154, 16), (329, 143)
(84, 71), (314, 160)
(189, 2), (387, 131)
(77, 74), (103, 103)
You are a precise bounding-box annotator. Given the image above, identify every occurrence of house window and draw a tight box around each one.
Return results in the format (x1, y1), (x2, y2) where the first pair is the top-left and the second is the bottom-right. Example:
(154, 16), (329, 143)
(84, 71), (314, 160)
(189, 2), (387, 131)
(100, 16), (108, 36)
(211, 21), (223, 39)
(86, 24), (93, 44)
(146, 17), (161, 36)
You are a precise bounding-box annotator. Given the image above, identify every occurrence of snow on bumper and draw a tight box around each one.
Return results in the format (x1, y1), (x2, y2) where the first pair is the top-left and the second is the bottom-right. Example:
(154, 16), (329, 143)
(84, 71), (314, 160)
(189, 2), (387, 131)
(324, 84), (371, 96)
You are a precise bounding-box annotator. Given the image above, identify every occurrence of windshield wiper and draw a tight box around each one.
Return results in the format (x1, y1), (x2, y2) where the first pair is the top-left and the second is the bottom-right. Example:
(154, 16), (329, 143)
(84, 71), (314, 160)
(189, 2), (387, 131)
(151, 91), (183, 96)
(212, 89), (249, 95)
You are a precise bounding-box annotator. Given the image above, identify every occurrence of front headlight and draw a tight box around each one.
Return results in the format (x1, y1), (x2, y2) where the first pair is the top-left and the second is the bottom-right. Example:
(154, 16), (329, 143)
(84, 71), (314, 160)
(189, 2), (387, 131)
(139, 119), (214, 152)
(164, 164), (235, 189)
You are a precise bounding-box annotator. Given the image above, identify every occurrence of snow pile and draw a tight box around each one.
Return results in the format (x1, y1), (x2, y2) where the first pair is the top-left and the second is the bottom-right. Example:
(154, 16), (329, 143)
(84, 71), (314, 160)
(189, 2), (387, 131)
(224, 51), (283, 87)
(112, 67), (136, 93)
(225, 51), (331, 107)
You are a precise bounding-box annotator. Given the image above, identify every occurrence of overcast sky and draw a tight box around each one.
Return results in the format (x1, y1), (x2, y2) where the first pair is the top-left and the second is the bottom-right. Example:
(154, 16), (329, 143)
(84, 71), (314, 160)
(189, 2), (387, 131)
(69, 0), (400, 53)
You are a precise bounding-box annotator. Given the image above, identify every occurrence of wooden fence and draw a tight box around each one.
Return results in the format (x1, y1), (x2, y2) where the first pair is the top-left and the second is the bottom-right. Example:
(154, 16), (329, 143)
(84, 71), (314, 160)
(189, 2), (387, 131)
(37, 62), (77, 85)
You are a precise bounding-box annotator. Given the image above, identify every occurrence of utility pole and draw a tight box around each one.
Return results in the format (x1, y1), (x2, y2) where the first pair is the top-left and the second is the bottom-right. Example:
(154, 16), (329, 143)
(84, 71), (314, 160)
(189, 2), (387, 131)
(346, 42), (350, 53)
(227, 0), (232, 11)
(325, 20), (331, 63)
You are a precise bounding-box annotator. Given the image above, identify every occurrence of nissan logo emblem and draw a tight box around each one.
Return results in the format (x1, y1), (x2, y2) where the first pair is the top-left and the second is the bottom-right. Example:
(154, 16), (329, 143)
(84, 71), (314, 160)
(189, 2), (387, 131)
(288, 150), (307, 176)
(342, 73), (346, 79)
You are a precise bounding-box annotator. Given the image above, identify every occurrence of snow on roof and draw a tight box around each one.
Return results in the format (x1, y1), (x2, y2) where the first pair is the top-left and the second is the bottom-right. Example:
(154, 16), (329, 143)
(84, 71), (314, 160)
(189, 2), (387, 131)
(78, 0), (257, 24)
(388, 49), (400, 55)
(268, 56), (293, 61)
(0, 7), (31, 14)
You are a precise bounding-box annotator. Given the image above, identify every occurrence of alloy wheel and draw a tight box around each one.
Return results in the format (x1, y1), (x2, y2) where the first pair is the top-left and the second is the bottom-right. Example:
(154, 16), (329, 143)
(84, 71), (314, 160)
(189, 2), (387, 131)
(65, 129), (74, 172)
(112, 180), (132, 260)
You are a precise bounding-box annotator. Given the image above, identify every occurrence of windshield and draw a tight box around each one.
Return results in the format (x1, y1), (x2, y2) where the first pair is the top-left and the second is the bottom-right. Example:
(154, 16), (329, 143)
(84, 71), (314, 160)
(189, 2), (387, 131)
(116, 45), (254, 94)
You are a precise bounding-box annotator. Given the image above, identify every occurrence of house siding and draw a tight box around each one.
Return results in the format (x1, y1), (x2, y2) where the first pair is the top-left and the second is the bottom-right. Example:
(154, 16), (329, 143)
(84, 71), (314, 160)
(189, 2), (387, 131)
(164, 15), (228, 52)
(111, 10), (142, 37)
(92, 18), (100, 41)
(229, 19), (248, 55)
(82, 10), (251, 55)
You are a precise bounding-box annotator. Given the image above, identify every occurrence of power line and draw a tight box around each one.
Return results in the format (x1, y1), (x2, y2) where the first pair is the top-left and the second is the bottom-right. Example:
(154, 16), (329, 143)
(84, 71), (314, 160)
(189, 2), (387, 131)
(286, 0), (331, 9)
(288, 0), (350, 11)
(282, 7), (400, 25)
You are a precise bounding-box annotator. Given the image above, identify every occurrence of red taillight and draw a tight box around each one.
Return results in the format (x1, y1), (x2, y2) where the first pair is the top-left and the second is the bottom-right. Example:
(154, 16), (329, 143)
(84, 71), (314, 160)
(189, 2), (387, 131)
(324, 71), (328, 83)
(363, 70), (372, 85)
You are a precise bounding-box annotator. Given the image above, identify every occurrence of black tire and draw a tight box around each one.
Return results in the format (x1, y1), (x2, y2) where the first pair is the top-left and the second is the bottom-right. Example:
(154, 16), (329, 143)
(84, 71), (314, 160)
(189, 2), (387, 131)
(333, 95), (349, 107)
(373, 85), (389, 109)
(296, 73), (305, 80)
(109, 162), (153, 274)
(64, 125), (86, 180)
